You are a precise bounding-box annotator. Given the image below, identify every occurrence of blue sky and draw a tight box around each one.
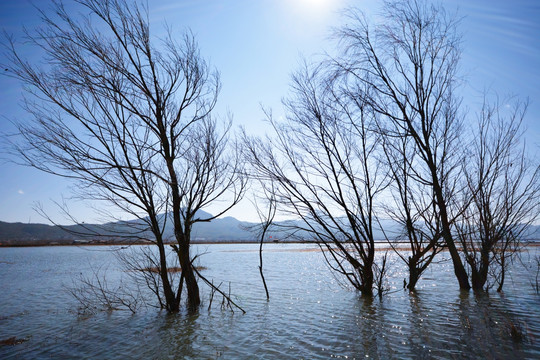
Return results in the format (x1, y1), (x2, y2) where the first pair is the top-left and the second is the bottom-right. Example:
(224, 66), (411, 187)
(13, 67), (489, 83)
(0, 0), (539, 224)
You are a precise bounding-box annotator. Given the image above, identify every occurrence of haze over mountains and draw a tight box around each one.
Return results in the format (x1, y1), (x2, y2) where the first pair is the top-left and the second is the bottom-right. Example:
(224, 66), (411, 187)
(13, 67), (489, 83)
(0, 211), (539, 246)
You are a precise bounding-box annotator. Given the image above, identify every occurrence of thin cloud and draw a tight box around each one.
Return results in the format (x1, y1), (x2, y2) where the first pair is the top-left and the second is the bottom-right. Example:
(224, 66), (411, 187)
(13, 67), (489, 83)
(17, 189), (24, 194)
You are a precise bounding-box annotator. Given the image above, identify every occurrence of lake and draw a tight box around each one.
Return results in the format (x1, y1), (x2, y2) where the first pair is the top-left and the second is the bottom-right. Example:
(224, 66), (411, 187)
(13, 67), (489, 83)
(1, 243), (539, 359)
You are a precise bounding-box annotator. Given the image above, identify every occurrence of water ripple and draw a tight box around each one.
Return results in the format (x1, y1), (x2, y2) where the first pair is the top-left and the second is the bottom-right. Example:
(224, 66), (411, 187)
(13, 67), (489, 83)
(0, 244), (539, 359)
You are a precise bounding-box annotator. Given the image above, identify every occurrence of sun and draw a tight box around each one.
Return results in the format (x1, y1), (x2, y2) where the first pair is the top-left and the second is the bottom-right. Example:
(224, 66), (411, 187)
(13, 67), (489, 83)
(289, 0), (337, 17)
(276, 0), (343, 36)
(282, 0), (341, 16)
(297, 0), (331, 6)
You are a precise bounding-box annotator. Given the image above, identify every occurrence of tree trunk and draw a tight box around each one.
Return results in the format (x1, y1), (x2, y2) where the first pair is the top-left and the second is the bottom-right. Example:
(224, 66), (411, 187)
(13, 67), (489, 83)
(163, 146), (201, 310)
(407, 262), (419, 291)
(259, 239), (270, 300)
(497, 256), (506, 292)
(471, 269), (487, 291)
(471, 251), (489, 291)
(360, 284), (373, 297)
(432, 175), (471, 290)
(359, 262), (374, 297)
(442, 225), (471, 290)
(157, 241), (179, 312)
(179, 244), (200, 310)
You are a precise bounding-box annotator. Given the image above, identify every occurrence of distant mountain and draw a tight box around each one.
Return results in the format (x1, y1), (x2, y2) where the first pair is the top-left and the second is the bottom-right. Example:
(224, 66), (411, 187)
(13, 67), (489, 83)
(522, 224), (540, 241)
(0, 221), (74, 244)
(0, 214), (538, 246)
(0, 211), (257, 246)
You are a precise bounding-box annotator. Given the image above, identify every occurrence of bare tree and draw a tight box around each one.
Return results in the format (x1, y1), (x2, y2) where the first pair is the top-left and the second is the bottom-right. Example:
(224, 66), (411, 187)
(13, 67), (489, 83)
(456, 99), (540, 291)
(244, 63), (388, 297)
(333, 0), (471, 289)
(241, 181), (277, 301)
(3, 0), (245, 311)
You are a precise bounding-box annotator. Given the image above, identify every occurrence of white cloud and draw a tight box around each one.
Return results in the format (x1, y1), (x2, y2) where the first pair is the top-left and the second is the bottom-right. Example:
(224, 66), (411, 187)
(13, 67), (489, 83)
(17, 189), (24, 195)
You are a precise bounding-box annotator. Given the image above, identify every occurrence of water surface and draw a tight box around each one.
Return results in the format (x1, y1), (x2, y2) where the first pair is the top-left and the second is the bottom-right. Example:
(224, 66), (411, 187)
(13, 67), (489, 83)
(1, 244), (539, 359)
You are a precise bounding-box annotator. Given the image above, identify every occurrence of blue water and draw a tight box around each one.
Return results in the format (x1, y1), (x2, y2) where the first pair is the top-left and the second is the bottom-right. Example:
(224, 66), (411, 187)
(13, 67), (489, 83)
(1, 243), (539, 359)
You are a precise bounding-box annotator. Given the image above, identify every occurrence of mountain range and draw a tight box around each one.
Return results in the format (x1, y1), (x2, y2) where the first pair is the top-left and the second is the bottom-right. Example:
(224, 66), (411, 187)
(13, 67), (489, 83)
(0, 210), (255, 246)
(0, 211), (538, 246)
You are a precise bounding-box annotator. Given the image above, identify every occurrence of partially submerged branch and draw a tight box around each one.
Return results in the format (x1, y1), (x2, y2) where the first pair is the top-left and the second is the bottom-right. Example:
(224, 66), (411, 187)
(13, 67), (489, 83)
(69, 266), (142, 314)
(192, 266), (246, 314)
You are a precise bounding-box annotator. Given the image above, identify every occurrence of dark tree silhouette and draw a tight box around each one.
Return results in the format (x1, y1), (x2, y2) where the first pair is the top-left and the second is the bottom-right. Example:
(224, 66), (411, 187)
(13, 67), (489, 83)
(333, 0), (471, 289)
(3, 0), (245, 311)
(456, 98), (540, 291)
(247, 182), (277, 301)
(243, 64), (388, 297)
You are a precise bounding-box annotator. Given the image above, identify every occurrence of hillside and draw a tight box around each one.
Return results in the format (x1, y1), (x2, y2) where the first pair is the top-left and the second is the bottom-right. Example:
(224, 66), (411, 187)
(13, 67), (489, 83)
(0, 214), (538, 246)
(0, 211), (256, 246)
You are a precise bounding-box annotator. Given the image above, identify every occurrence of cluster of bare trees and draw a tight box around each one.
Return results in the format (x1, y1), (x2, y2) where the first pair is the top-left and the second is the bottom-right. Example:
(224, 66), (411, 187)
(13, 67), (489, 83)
(3, 0), (539, 312)
(244, 0), (539, 296)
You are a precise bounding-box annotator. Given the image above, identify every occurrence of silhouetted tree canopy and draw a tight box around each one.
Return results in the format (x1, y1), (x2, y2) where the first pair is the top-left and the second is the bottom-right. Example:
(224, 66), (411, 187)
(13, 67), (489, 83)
(3, 0), (246, 311)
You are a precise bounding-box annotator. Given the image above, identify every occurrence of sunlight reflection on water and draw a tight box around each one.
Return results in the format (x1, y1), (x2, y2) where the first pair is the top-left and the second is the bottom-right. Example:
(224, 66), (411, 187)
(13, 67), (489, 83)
(0, 244), (539, 359)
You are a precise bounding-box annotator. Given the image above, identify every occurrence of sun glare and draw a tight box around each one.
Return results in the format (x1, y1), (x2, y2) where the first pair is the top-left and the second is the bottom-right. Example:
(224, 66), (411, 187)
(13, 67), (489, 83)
(298, 0), (331, 7)
(291, 0), (336, 17)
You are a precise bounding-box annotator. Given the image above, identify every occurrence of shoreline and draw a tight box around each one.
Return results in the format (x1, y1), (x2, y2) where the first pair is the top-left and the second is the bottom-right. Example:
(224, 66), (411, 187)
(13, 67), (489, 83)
(1, 240), (538, 249)
(0, 240), (312, 248)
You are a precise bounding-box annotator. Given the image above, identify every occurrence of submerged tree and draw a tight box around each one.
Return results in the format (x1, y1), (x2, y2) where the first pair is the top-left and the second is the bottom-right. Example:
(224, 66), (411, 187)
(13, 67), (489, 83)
(456, 99), (540, 291)
(244, 64), (388, 297)
(3, 0), (245, 311)
(242, 181), (277, 301)
(333, 0), (471, 289)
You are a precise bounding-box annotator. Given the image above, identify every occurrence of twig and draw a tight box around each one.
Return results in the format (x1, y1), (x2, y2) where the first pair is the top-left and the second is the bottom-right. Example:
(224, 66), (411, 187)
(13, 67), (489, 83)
(192, 266), (246, 314)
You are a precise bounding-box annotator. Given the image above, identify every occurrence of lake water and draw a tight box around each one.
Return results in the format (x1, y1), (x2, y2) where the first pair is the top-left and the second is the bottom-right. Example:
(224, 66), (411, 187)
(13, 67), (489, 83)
(1, 243), (539, 359)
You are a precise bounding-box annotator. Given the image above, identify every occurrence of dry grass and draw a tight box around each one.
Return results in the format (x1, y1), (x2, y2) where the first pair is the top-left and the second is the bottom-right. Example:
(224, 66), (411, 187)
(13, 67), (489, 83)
(222, 246), (413, 253)
(0, 337), (28, 346)
(138, 266), (207, 274)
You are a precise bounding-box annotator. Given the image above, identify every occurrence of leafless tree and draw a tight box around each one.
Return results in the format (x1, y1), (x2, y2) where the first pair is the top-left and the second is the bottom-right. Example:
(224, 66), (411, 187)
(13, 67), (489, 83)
(241, 181), (277, 301)
(3, 0), (245, 311)
(243, 63), (388, 297)
(456, 99), (540, 291)
(333, 0), (471, 289)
